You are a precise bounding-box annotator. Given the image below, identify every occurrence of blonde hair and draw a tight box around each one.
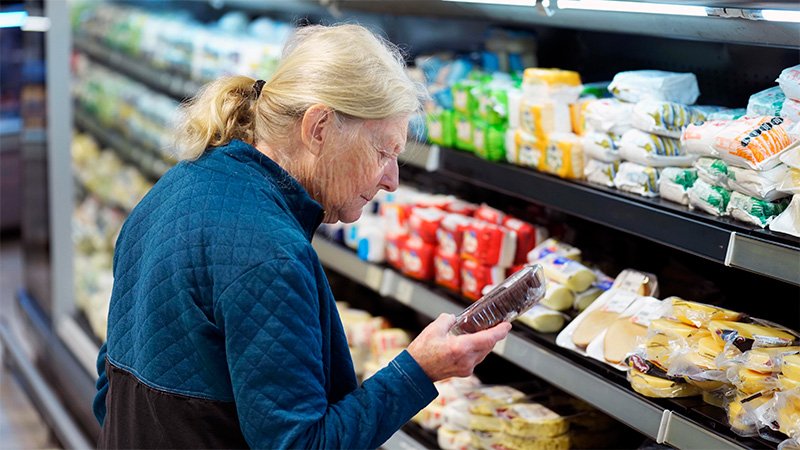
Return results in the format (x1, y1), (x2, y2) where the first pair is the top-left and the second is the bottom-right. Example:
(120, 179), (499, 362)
(175, 23), (426, 161)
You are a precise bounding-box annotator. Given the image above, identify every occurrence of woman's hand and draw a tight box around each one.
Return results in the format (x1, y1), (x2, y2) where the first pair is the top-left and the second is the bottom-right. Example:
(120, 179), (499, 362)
(406, 313), (511, 382)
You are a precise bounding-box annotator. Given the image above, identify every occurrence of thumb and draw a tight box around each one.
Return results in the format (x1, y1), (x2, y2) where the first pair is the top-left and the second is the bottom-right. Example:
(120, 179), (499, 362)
(431, 313), (456, 333)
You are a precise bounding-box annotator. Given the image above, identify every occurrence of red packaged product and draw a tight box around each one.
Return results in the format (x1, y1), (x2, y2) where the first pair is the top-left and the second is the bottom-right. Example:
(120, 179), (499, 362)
(381, 203), (414, 233)
(435, 214), (473, 256)
(461, 221), (517, 268)
(460, 259), (506, 301)
(434, 249), (461, 292)
(408, 207), (446, 245)
(385, 232), (408, 271)
(502, 217), (549, 265)
(474, 204), (505, 224)
(416, 195), (452, 210)
(401, 236), (436, 281)
(445, 200), (479, 216)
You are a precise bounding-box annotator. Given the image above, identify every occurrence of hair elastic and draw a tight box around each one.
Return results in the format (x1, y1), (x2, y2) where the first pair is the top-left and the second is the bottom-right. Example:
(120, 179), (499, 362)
(253, 80), (266, 99)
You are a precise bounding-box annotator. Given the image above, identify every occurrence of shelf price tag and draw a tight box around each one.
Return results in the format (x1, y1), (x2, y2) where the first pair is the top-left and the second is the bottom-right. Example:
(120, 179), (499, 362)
(395, 279), (414, 305)
(365, 266), (383, 291)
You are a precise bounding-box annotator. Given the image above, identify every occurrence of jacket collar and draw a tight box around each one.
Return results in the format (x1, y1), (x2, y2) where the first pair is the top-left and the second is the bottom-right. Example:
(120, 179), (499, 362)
(220, 139), (324, 240)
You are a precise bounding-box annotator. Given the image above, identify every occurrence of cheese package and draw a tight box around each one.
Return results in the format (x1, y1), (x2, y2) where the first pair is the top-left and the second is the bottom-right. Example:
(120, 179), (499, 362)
(666, 298), (742, 328)
(711, 116), (795, 171)
(471, 430), (502, 449)
(619, 129), (696, 167)
(437, 214), (473, 256)
(778, 64), (800, 101)
(503, 217), (548, 266)
(627, 367), (702, 398)
(746, 86), (786, 117)
(454, 111), (474, 151)
(519, 98), (564, 139)
(582, 132), (621, 162)
(474, 203), (506, 225)
(631, 100), (710, 138)
(538, 254), (596, 292)
(782, 99), (800, 124)
(781, 353), (800, 382)
(611, 269), (659, 296)
(427, 108), (455, 147)
(778, 438), (800, 450)
(557, 289), (639, 351)
(443, 401), (504, 432)
(496, 403), (569, 438)
(539, 281), (575, 312)
(583, 98), (634, 135)
(506, 128), (521, 165)
(370, 328), (410, 358)
(682, 120), (731, 157)
(413, 403), (444, 430)
(726, 191), (790, 228)
(599, 297), (663, 365)
(527, 238), (581, 262)
(726, 392), (774, 437)
(348, 316), (389, 350)
(688, 179), (731, 216)
(434, 375), (483, 407)
(770, 194), (800, 238)
(584, 158), (620, 188)
(667, 334), (728, 391)
(512, 128), (546, 169)
(541, 133), (585, 179)
(460, 259), (508, 301)
(739, 347), (800, 374)
(573, 286), (604, 312)
(773, 389), (800, 440)
(461, 221), (516, 267)
(516, 304), (568, 333)
(732, 367), (778, 395)
(462, 385), (527, 415)
(401, 236), (436, 281)
(435, 250), (462, 292)
(608, 70), (700, 105)
(659, 167), (698, 205)
(570, 98), (591, 136)
(779, 168), (800, 195)
(614, 162), (660, 197)
(521, 68), (582, 103)
(497, 433), (570, 450)
(438, 425), (472, 450)
(408, 207), (446, 245)
(708, 320), (798, 350)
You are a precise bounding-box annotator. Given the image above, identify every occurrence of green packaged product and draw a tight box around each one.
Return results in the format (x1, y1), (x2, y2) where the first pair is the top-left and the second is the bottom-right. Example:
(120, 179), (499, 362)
(473, 121), (507, 162)
(477, 85), (511, 126)
(454, 112), (475, 152)
(452, 80), (480, 116)
(426, 108), (455, 148)
(726, 191), (789, 227)
(694, 157), (729, 186)
(688, 179), (731, 216)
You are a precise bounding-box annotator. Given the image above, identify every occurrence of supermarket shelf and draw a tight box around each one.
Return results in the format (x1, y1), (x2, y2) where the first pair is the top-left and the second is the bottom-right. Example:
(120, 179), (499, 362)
(436, 146), (800, 286)
(400, 141), (440, 172)
(73, 36), (200, 101)
(73, 109), (171, 182)
(312, 237), (751, 449)
(382, 428), (428, 450)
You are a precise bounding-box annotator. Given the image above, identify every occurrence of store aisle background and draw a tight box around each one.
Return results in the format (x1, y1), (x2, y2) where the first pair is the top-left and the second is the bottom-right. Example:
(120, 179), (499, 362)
(0, 238), (59, 450)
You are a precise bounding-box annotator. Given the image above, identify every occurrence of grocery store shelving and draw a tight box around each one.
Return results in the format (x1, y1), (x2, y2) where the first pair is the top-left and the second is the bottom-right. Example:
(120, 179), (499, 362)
(400, 141), (440, 172)
(73, 35), (200, 101)
(313, 236), (759, 450)
(383, 428), (429, 450)
(436, 146), (800, 287)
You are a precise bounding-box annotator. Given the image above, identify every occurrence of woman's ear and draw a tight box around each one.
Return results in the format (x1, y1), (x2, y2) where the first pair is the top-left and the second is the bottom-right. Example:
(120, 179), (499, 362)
(300, 104), (334, 157)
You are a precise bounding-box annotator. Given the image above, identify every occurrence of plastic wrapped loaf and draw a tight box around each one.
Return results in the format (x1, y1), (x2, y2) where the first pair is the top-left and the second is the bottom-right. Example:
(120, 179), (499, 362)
(614, 162), (660, 197)
(726, 191), (790, 228)
(778, 64), (800, 102)
(451, 264), (547, 335)
(608, 70), (700, 105)
(659, 167), (698, 205)
(631, 100), (711, 138)
(619, 129), (695, 167)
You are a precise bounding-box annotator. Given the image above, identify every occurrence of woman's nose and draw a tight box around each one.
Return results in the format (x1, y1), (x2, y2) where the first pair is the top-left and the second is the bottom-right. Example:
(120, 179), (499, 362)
(379, 159), (399, 192)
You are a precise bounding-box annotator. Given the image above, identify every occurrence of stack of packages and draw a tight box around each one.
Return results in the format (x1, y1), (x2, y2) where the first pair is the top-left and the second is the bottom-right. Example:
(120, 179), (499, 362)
(335, 302), (411, 381)
(516, 238), (614, 334)
(507, 69), (587, 180)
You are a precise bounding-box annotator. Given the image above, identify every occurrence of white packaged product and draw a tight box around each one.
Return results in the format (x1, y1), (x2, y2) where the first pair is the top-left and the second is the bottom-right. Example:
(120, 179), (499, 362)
(707, 108), (747, 121)
(727, 163), (791, 201)
(539, 253), (596, 292)
(746, 86), (785, 117)
(659, 167), (698, 205)
(781, 143), (800, 169)
(608, 70), (700, 105)
(507, 88), (523, 129)
(777, 64), (800, 101)
(631, 100), (710, 138)
(781, 99), (800, 124)
(770, 195), (800, 237)
(688, 179), (731, 216)
(619, 129), (696, 167)
(694, 157), (729, 187)
(726, 191), (790, 227)
(779, 168), (800, 195)
(585, 159), (619, 188)
(614, 162), (660, 197)
(517, 304), (568, 333)
(583, 98), (634, 135)
(682, 120), (730, 157)
(710, 116), (795, 171)
(582, 132), (621, 162)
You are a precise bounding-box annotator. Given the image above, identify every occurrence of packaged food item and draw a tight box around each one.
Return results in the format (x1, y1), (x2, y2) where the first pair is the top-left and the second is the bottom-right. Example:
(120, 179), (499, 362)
(514, 128), (546, 169)
(781, 99), (800, 124)
(694, 157), (729, 186)
(601, 297), (662, 365)
(538, 254), (596, 292)
(463, 385), (527, 415)
(507, 88), (524, 130)
(682, 120), (731, 157)
(541, 133), (585, 179)
(474, 203), (506, 224)
(631, 100), (709, 138)
(732, 366), (778, 395)
(454, 111), (474, 151)
(400, 236), (436, 281)
(711, 116), (794, 171)
(434, 375), (483, 407)
(777, 64), (800, 101)
(608, 70), (700, 105)
(503, 217), (548, 266)
(443, 400), (504, 432)
(371, 328), (410, 357)
(497, 433), (570, 450)
(460, 259), (508, 301)
(437, 214), (473, 256)
(727, 163), (791, 201)
(668, 334), (728, 391)
(614, 162), (660, 197)
(707, 108), (747, 121)
(659, 167), (698, 205)
(496, 403), (569, 438)
(519, 98), (565, 139)
(452, 79), (480, 116)
(619, 129), (695, 167)
(740, 347), (800, 374)
(461, 221), (517, 268)
(781, 353), (800, 381)
(573, 286), (604, 312)
(582, 132), (621, 162)
(583, 98), (634, 136)
(726, 191), (790, 228)
(452, 264), (546, 334)
(570, 98), (591, 136)
(435, 250), (462, 292)
(611, 269), (659, 296)
(473, 120), (508, 162)
(726, 392), (774, 437)
(584, 159), (620, 188)
(778, 437), (800, 450)
(627, 367), (702, 398)
(471, 430), (502, 448)
(516, 304), (567, 333)
(746, 86), (786, 117)
(527, 238), (581, 262)
(427, 108), (455, 147)
(438, 424), (472, 450)
(779, 168), (800, 194)
(385, 232), (407, 271)
(408, 207), (446, 245)
(781, 139), (800, 169)
(770, 195), (800, 237)
(666, 298), (742, 328)
(708, 320), (797, 350)
(561, 289), (639, 350)
(521, 68), (582, 103)
(773, 389), (800, 440)
(688, 179), (731, 216)
(413, 403), (444, 430)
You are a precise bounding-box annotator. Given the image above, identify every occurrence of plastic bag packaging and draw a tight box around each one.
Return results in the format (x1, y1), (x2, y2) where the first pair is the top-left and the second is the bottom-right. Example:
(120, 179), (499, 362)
(513, 128), (545, 169)
(462, 385), (527, 416)
(665, 335), (729, 391)
(497, 433), (570, 450)
(585, 158), (620, 188)
(779, 168), (800, 195)
(619, 129), (696, 167)
(611, 269), (659, 297)
(728, 163), (791, 201)
(688, 179), (731, 216)
(726, 191), (790, 228)
(627, 365), (702, 398)
(682, 120), (730, 157)
(527, 238), (581, 262)
(608, 70), (700, 105)
(519, 98), (570, 139)
(726, 391), (775, 437)
(517, 304), (569, 333)
(538, 281), (575, 312)
(451, 264), (547, 335)
(664, 297), (742, 328)
(495, 402), (570, 438)
(708, 108), (747, 121)
(782, 351), (800, 382)
(694, 157), (729, 187)
(631, 100), (710, 138)
(614, 162), (660, 197)
(770, 195), (800, 237)
(781, 99), (800, 124)
(708, 319), (799, 351)
(557, 289), (639, 352)
(582, 132), (621, 162)
(712, 116), (795, 171)
(778, 64), (800, 101)
(583, 98), (634, 135)
(413, 403), (444, 430)
(747, 86), (786, 117)
(779, 438), (800, 450)
(541, 133), (585, 180)
(539, 254), (596, 292)
(659, 167), (698, 205)
(781, 139), (800, 169)
(438, 424), (472, 450)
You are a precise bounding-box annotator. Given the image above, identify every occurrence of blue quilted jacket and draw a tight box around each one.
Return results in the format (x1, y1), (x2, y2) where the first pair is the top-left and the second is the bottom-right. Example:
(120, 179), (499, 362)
(94, 139), (437, 449)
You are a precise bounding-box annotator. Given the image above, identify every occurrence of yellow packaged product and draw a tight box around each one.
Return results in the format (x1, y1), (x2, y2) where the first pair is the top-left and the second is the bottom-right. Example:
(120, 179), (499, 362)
(497, 433), (570, 450)
(777, 396), (800, 439)
(463, 385), (526, 416)
(570, 289), (637, 348)
(603, 297), (662, 365)
(539, 281), (574, 312)
(434, 375), (483, 407)
(438, 425), (472, 450)
(742, 347), (800, 374)
(470, 430), (502, 449)
(648, 318), (706, 340)
(496, 403), (569, 438)
(541, 133), (585, 179)
(782, 353), (800, 381)
(514, 128), (546, 170)
(517, 305), (567, 333)
(708, 320), (797, 349)
(779, 374), (800, 391)
(667, 298), (742, 328)
(726, 392), (773, 437)
(442, 399), (503, 432)
(522, 68), (582, 100)
(734, 367), (777, 395)
(412, 403), (444, 430)
(519, 99), (557, 140)
(628, 367), (702, 398)
(539, 253), (596, 292)
(643, 333), (678, 371)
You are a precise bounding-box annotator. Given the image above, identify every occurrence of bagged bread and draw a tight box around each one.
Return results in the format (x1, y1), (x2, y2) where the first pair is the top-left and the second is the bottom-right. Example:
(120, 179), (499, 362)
(726, 191), (790, 228)
(688, 179), (731, 216)
(585, 159), (619, 188)
(619, 129), (695, 167)
(614, 162), (660, 197)
(608, 70), (700, 105)
(778, 64), (800, 102)
(631, 100), (709, 138)
(747, 86), (786, 117)
(659, 167), (698, 205)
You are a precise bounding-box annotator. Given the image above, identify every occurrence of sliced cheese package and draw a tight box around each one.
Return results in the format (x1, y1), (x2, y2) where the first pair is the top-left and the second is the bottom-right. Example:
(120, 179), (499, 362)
(778, 64), (800, 101)
(711, 116), (795, 171)
(688, 179), (731, 216)
(611, 269), (659, 297)
(541, 133), (585, 179)
(556, 289), (639, 353)
(462, 385), (527, 416)
(538, 281), (575, 312)
(608, 70), (700, 105)
(781, 353), (800, 382)
(619, 129), (695, 167)
(627, 366), (702, 398)
(709, 319), (799, 351)
(517, 304), (568, 333)
(538, 254), (596, 292)
(659, 167), (698, 205)
(582, 132), (621, 162)
(747, 86), (786, 117)
(778, 438), (800, 450)
(586, 296), (663, 369)
(614, 162), (660, 197)
(434, 375), (483, 407)
(584, 158), (620, 188)
(772, 389), (800, 440)
(631, 100), (711, 138)
(442, 399), (502, 432)
(734, 347), (800, 375)
(726, 191), (790, 228)
(726, 391), (775, 437)
(665, 297), (743, 328)
(438, 424), (472, 450)
(769, 194), (800, 238)
(583, 98), (634, 136)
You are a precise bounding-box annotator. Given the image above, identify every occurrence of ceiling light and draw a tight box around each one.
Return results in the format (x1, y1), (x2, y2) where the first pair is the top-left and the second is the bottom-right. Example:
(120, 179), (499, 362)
(760, 9), (800, 23)
(557, 0), (707, 17)
(0, 11), (28, 28)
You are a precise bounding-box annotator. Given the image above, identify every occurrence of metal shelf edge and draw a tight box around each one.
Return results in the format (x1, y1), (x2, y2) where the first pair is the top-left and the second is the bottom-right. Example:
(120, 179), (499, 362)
(382, 428), (429, 450)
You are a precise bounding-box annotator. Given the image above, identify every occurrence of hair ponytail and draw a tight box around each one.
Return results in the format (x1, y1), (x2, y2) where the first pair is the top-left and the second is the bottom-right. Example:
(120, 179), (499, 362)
(175, 75), (259, 160)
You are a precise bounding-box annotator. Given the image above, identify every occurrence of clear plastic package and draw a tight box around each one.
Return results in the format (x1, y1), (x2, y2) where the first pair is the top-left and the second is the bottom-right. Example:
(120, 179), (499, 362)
(451, 264), (547, 335)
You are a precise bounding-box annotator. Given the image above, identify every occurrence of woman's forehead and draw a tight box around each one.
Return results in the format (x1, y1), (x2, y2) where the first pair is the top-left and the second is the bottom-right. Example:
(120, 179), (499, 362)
(365, 116), (409, 147)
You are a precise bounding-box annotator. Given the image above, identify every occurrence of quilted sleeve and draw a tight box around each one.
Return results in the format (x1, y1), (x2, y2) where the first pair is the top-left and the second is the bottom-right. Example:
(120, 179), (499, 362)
(218, 258), (437, 449)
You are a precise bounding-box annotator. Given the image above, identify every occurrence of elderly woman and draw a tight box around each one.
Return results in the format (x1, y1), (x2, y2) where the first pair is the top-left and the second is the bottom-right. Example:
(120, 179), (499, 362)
(94, 24), (510, 449)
